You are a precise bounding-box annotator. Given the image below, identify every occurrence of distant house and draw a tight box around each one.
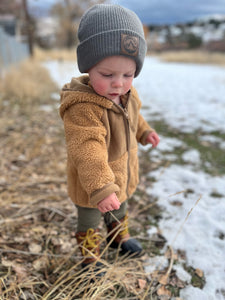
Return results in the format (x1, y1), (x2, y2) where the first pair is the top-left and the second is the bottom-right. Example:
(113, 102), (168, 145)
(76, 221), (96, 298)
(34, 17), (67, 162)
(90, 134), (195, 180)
(0, 14), (16, 35)
(0, 14), (25, 42)
(147, 15), (225, 52)
(0, 14), (29, 68)
(36, 17), (59, 48)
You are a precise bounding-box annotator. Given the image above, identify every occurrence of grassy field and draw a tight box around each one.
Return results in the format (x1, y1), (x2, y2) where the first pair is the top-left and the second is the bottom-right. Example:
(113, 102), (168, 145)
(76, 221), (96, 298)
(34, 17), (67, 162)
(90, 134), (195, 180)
(32, 47), (225, 67)
(33, 47), (77, 62)
(0, 60), (58, 108)
(0, 56), (208, 299)
(152, 50), (225, 66)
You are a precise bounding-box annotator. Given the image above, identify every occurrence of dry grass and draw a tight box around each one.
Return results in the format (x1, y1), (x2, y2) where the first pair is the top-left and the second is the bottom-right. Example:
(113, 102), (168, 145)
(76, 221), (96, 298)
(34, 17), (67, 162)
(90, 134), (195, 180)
(0, 201), (155, 300)
(0, 104), (171, 298)
(33, 47), (76, 62)
(34, 47), (225, 67)
(154, 50), (225, 66)
(0, 60), (58, 110)
(153, 50), (225, 66)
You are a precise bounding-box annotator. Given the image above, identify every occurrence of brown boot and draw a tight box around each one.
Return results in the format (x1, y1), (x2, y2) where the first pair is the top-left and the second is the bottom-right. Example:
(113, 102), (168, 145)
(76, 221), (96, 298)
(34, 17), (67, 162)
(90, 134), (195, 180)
(106, 214), (143, 257)
(75, 228), (104, 270)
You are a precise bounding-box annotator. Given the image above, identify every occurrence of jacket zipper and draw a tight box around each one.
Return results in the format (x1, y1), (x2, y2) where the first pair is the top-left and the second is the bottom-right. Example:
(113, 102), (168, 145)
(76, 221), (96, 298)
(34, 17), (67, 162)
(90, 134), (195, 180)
(123, 106), (131, 198)
(112, 102), (131, 199)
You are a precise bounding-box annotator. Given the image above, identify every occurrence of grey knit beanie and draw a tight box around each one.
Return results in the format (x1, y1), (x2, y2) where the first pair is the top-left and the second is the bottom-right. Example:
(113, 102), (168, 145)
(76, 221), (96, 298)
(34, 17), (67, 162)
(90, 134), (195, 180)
(77, 4), (147, 77)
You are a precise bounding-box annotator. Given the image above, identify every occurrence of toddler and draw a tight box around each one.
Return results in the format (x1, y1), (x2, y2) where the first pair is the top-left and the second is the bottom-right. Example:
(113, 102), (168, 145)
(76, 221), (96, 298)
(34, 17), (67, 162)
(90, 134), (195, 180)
(60, 4), (160, 274)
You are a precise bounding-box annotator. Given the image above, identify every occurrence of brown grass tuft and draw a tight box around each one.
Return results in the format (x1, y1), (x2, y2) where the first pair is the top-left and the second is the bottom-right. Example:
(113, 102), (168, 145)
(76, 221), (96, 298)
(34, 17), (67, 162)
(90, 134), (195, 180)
(154, 50), (225, 66)
(0, 59), (58, 108)
(33, 47), (77, 62)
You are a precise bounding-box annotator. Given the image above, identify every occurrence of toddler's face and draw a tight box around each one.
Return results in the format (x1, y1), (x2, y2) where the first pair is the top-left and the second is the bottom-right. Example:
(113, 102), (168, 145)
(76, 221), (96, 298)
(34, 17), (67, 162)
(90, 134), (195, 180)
(88, 56), (136, 104)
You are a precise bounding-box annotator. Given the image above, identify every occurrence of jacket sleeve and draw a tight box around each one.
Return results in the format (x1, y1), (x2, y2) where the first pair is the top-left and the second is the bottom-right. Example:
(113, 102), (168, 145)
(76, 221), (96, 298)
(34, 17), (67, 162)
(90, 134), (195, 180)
(133, 90), (154, 145)
(130, 86), (155, 145)
(136, 113), (154, 145)
(62, 103), (120, 205)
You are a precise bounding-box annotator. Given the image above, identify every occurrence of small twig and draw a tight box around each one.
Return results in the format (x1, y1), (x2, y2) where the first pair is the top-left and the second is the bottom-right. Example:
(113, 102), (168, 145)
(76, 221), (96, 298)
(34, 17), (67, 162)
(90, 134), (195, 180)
(0, 206), (68, 224)
(145, 194), (202, 296)
(170, 195), (202, 246)
(158, 161), (171, 179)
(158, 245), (174, 285)
(166, 246), (174, 277)
(135, 200), (158, 215)
(108, 211), (121, 223)
(0, 248), (79, 259)
(169, 190), (187, 197)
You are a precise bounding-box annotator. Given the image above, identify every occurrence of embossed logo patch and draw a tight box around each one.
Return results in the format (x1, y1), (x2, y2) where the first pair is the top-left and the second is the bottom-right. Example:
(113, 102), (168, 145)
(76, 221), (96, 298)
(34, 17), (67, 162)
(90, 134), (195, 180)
(121, 34), (139, 57)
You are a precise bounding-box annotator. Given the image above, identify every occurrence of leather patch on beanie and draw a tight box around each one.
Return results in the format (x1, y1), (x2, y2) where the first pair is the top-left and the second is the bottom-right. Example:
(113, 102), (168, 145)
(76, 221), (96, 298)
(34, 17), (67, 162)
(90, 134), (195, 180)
(121, 34), (139, 57)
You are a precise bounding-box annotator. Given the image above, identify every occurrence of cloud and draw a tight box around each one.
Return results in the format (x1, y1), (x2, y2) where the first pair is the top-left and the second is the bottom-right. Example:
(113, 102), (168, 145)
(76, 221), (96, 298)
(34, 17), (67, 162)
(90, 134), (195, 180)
(112, 0), (225, 24)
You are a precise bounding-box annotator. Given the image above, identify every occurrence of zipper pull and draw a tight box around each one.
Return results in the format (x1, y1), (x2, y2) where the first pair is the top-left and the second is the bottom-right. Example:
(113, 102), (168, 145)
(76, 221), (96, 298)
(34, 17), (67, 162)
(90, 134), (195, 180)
(124, 107), (129, 119)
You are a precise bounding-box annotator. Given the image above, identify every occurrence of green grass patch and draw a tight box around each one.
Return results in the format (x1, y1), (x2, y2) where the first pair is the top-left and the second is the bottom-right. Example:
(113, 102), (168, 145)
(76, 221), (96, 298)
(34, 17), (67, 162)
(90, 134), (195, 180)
(146, 119), (225, 176)
(210, 192), (223, 198)
(184, 265), (206, 289)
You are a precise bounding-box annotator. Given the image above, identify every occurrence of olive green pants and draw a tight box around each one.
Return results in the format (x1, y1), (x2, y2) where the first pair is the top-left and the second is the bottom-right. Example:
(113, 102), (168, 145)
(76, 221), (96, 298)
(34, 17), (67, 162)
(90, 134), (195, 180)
(76, 201), (127, 232)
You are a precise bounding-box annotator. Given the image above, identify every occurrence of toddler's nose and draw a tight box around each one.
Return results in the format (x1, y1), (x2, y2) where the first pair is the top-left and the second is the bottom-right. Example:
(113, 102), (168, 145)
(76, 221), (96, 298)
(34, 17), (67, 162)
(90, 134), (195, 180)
(112, 78), (123, 88)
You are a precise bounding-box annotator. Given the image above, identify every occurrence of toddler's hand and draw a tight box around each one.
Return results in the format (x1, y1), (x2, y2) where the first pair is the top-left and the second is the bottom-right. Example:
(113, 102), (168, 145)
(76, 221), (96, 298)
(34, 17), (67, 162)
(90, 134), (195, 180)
(97, 192), (120, 213)
(146, 131), (160, 148)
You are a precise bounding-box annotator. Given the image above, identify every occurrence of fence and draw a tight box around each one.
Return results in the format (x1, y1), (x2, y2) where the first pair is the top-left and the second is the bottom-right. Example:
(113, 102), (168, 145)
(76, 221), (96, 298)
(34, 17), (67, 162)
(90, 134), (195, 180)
(0, 26), (29, 71)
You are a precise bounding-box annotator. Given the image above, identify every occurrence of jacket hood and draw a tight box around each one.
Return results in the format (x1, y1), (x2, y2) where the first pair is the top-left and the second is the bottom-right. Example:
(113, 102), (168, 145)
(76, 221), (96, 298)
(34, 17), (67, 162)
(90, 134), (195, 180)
(60, 75), (114, 119)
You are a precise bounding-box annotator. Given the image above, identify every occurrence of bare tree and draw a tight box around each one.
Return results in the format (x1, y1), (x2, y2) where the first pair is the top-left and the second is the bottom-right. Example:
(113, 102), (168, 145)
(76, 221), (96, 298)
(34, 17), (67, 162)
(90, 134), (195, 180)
(50, 0), (107, 48)
(0, 0), (21, 15)
(22, 0), (34, 56)
(0, 0), (35, 56)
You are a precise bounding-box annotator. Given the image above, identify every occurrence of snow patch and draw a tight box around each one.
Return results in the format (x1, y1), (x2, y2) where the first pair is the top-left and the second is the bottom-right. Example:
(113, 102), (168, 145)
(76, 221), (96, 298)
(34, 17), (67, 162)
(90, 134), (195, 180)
(182, 149), (201, 164)
(148, 165), (225, 298)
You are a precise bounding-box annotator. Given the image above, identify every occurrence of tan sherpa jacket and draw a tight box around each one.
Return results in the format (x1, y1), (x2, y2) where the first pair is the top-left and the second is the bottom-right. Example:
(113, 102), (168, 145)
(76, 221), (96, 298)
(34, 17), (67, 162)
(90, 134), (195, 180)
(60, 75), (154, 208)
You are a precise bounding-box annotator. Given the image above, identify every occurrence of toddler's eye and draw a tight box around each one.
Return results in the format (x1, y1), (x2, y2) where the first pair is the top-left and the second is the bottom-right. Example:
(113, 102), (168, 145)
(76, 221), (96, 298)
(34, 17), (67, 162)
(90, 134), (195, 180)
(124, 74), (134, 78)
(101, 73), (112, 77)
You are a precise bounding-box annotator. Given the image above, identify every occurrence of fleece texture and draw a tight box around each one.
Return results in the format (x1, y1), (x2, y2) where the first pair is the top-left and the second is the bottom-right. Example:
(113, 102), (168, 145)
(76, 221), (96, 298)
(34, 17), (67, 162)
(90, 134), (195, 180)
(60, 75), (153, 208)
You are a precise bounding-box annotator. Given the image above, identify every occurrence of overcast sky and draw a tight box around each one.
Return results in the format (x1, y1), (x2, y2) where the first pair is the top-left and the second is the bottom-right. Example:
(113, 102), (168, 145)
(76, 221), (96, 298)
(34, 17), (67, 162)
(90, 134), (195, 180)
(112, 0), (225, 24)
(29, 0), (225, 25)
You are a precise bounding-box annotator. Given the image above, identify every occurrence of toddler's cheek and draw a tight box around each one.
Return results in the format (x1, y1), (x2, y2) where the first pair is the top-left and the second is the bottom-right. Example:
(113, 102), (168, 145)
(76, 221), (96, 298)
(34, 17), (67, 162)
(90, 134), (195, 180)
(93, 83), (107, 97)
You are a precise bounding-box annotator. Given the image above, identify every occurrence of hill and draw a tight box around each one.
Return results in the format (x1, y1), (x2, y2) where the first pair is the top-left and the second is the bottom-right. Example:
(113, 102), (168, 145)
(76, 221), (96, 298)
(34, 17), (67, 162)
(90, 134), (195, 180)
(146, 14), (225, 52)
